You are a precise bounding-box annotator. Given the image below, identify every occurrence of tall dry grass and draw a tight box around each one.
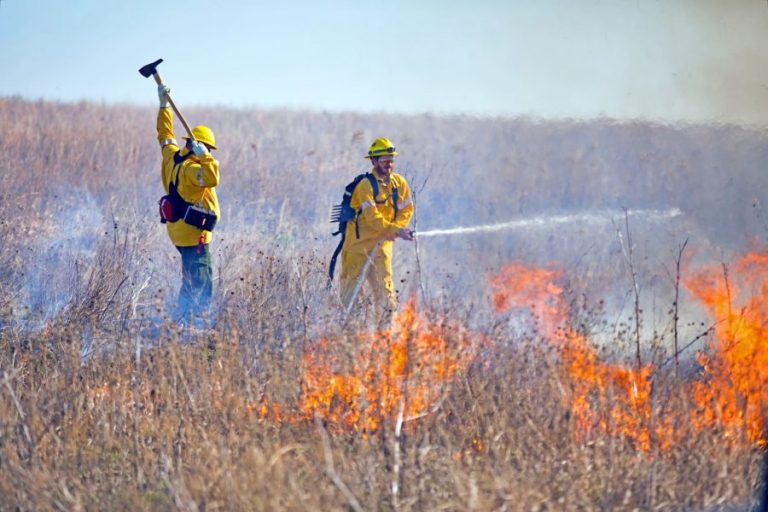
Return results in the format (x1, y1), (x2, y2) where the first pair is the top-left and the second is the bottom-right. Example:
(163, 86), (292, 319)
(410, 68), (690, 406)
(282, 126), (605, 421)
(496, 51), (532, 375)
(0, 97), (766, 510)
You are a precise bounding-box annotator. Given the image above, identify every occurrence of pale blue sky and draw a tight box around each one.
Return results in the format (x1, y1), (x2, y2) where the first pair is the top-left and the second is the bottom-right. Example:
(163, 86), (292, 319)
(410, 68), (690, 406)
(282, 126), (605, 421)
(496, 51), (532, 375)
(2, 0), (767, 124)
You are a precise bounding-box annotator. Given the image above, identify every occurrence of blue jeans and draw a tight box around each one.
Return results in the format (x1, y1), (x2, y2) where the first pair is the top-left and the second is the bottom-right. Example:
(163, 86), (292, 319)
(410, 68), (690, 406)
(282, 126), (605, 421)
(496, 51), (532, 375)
(175, 244), (212, 322)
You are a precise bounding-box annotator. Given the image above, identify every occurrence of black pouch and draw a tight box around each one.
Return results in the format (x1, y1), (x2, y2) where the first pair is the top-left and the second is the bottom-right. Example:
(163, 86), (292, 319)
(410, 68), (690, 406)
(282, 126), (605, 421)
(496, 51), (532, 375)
(184, 204), (218, 231)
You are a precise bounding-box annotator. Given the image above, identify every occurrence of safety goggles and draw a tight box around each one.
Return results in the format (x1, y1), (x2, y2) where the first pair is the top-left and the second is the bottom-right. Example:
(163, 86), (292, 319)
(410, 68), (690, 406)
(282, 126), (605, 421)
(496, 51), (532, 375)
(370, 146), (397, 156)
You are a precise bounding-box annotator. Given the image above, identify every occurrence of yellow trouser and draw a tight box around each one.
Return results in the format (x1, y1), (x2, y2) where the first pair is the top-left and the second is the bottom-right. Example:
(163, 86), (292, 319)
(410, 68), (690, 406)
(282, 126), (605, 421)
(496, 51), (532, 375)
(340, 242), (396, 326)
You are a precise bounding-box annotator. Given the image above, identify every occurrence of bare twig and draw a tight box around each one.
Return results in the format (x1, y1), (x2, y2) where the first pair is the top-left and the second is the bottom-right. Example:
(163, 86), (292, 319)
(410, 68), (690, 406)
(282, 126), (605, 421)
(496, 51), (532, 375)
(160, 452), (199, 512)
(342, 240), (382, 326)
(129, 274), (152, 318)
(315, 415), (364, 512)
(657, 323), (716, 371)
(615, 209), (643, 369)
(404, 393), (448, 423)
(293, 257), (310, 345)
(2, 370), (33, 450)
(170, 346), (198, 415)
(672, 238), (689, 375)
(721, 262), (733, 329)
(391, 312), (415, 508)
(412, 235), (428, 304)
(406, 170), (430, 303)
(392, 396), (406, 509)
(98, 275), (129, 320)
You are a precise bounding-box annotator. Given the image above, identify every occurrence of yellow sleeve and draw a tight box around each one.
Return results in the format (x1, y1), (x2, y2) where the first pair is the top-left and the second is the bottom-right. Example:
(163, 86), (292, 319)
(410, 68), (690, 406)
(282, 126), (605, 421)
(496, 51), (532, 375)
(352, 179), (401, 240)
(179, 156), (220, 189)
(393, 176), (414, 229)
(157, 107), (179, 161)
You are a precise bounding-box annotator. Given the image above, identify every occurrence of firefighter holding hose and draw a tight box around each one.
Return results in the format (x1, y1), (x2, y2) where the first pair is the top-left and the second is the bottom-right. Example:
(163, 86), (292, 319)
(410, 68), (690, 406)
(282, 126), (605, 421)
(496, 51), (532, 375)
(336, 137), (414, 326)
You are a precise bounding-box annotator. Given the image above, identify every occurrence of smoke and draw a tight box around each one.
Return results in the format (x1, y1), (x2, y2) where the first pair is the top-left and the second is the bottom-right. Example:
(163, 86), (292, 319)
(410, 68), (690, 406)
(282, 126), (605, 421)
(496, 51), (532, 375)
(503, 1), (768, 125)
(20, 189), (106, 325)
(671, 2), (768, 126)
(14, 187), (174, 330)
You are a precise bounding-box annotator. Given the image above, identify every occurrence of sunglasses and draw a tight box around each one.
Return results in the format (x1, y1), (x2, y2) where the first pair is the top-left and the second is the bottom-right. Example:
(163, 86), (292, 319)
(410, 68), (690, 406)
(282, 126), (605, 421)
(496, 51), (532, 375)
(369, 146), (397, 156)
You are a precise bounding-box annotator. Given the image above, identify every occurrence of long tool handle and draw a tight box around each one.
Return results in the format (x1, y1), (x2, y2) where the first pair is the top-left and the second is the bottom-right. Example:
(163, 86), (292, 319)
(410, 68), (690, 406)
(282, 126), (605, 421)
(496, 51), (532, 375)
(152, 71), (196, 141)
(341, 240), (382, 324)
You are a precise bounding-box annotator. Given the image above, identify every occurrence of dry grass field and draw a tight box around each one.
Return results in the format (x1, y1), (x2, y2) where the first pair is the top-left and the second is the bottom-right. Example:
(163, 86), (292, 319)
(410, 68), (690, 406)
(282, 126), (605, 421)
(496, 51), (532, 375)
(1, 96), (767, 510)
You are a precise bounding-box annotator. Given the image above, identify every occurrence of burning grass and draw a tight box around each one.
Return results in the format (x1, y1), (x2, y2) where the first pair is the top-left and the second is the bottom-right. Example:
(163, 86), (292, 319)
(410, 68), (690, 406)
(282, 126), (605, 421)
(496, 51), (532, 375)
(684, 249), (768, 444)
(2, 97), (768, 509)
(1, 244), (766, 510)
(257, 297), (480, 433)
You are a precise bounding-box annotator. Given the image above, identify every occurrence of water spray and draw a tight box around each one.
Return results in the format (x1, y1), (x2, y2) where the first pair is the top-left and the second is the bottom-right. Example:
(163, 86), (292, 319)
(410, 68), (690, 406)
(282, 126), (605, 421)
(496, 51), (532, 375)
(415, 208), (681, 238)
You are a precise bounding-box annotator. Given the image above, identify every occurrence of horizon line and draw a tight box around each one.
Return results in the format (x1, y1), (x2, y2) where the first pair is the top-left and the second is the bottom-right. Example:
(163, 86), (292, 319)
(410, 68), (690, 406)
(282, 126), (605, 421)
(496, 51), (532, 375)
(1, 93), (765, 131)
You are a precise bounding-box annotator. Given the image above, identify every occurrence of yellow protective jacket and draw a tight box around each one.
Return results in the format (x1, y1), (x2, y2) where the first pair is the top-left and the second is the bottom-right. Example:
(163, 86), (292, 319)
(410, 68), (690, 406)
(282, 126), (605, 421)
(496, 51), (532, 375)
(343, 169), (414, 256)
(157, 107), (220, 247)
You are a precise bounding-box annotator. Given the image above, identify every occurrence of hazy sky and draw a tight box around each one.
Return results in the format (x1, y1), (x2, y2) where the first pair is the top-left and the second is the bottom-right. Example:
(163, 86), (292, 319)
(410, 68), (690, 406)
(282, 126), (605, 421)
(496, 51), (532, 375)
(2, 0), (768, 125)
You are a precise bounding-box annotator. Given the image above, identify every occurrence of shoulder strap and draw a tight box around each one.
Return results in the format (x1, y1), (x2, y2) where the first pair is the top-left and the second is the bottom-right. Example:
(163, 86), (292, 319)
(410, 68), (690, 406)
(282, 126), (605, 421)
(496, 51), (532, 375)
(328, 230), (345, 282)
(354, 173), (379, 239)
(364, 173), (378, 200)
(173, 150), (192, 166)
(392, 184), (399, 221)
(170, 150), (194, 188)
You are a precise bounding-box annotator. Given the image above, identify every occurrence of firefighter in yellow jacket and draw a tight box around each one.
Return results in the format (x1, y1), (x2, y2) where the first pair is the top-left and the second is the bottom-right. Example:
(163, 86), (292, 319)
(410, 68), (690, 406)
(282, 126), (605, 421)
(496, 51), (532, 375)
(339, 138), (414, 325)
(156, 85), (220, 325)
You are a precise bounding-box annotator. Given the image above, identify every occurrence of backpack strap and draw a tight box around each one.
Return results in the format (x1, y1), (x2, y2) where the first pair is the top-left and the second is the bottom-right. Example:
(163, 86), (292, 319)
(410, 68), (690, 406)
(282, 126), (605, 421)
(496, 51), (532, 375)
(328, 230), (345, 281)
(170, 150), (194, 189)
(366, 173), (379, 202)
(162, 151), (197, 224)
(354, 173), (379, 239)
(392, 184), (399, 222)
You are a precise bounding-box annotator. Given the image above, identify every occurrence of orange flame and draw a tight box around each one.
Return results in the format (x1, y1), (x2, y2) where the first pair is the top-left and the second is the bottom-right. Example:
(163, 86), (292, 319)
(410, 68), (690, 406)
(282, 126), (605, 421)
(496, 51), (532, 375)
(684, 250), (768, 442)
(491, 252), (768, 450)
(260, 296), (478, 432)
(256, 250), (768, 449)
(490, 262), (653, 450)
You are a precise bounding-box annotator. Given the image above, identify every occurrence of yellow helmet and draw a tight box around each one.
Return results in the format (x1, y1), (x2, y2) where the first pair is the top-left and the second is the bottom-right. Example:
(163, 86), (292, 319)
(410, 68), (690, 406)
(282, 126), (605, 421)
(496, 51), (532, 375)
(365, 137), (398, 159)
(183, 125), (217, 150)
